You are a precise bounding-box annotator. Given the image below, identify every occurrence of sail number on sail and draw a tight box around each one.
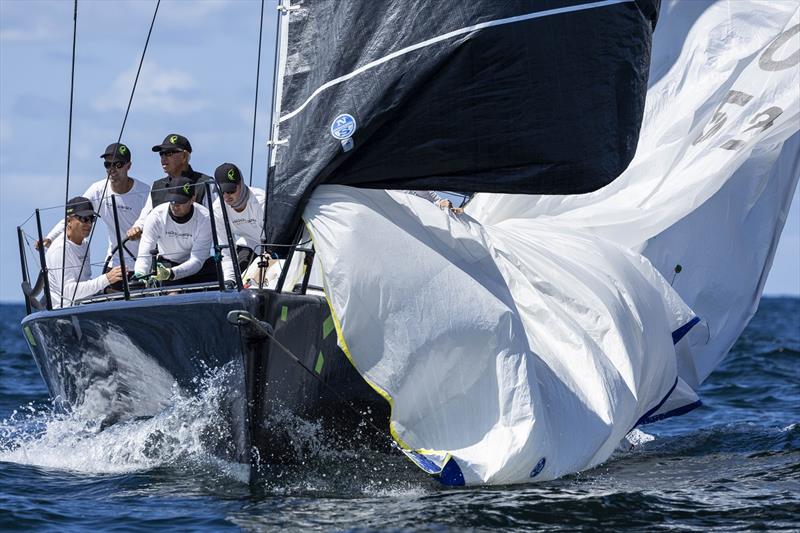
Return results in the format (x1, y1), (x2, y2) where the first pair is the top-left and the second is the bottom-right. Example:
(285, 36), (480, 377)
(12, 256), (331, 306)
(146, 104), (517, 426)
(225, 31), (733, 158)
(693, 24), (799, 150)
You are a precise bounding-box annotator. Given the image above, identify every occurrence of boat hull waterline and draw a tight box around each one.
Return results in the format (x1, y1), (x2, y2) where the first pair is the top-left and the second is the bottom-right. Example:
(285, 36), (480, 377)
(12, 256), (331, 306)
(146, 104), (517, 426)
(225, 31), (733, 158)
(21, 289), (391, 474)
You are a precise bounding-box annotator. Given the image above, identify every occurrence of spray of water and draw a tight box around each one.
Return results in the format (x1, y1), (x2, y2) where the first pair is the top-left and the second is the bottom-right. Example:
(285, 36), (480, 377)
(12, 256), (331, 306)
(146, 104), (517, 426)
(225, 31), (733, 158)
(0, 362), (247, 481)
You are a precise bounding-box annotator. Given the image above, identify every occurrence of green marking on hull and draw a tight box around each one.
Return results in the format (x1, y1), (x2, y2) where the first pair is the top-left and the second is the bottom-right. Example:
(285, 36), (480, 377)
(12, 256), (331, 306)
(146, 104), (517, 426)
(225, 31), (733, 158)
(281, 305), (288, 322)
(315, 351), (325, 374)
(322, 315), (334, 339)
(23, 326), (36, 347)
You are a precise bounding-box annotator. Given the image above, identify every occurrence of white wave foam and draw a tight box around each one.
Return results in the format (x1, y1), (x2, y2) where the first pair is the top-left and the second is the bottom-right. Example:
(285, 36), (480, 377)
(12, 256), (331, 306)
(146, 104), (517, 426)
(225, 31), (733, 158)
(0, 363), (245, 481)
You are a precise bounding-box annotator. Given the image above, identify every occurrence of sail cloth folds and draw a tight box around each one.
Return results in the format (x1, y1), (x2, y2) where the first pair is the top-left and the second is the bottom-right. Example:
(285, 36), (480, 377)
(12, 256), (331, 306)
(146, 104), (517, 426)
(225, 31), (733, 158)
(269, 0), (660, 245)
(304, 187), (694, 485)
(467, 0), (800, 395)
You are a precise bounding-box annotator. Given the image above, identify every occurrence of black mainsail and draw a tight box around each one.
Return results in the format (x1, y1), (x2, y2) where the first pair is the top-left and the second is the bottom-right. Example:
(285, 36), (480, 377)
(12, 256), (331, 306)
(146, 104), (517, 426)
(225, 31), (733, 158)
(266, 0), (660, 245)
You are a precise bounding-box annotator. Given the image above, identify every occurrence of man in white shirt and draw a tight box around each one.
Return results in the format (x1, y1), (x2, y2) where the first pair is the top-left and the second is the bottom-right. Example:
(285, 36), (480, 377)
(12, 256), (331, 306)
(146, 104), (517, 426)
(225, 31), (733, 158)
(45, 197), (123, 308)
(127, 133), (214, 241)
(40, 142), (149, 272)
(403, 190), (463, 213)
(133, 175), (216, 286)
(212, 163), (266, 283)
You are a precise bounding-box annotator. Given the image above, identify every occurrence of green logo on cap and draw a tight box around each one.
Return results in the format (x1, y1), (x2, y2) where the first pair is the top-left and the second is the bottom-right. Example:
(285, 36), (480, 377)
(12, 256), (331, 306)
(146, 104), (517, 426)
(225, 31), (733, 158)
(227, 168), (236, 181)
(66, 207), (74, 214)
(182, 183), (191, 195)
(170, 135), (178, 144)
(118, 145), (127, 155)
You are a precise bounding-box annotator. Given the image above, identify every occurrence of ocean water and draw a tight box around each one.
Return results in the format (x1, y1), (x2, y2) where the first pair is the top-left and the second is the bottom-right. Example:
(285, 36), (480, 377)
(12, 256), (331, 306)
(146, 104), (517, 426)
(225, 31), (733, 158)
(0, 299), (797, 531)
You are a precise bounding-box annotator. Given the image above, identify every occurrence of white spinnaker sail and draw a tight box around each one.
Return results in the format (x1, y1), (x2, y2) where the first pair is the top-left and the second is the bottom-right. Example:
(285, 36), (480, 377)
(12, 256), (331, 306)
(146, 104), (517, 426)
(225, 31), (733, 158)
(305, 186), (696, 485)
(468, 1), (800, 390)
(302, 1), (799, 485)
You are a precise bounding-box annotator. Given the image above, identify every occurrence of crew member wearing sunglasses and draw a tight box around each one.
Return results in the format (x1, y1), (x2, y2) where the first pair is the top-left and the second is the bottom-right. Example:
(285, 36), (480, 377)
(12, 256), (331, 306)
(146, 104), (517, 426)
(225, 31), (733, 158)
(39, 142), (149, 276)
(45, 197), (124, 308)
(127, 133), (214, 242)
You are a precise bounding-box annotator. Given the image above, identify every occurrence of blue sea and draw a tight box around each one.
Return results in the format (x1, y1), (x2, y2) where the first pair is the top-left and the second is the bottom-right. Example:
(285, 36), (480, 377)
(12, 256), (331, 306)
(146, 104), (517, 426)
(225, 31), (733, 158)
(0, 298), (798, 531)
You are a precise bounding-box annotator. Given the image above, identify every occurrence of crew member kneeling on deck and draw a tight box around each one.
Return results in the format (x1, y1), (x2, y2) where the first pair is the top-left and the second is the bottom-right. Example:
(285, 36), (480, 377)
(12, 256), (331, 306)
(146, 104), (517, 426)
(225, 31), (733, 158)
(212, 163), (266, 284)
(45, 197), (124, 308)
(133, 176), (216, 286)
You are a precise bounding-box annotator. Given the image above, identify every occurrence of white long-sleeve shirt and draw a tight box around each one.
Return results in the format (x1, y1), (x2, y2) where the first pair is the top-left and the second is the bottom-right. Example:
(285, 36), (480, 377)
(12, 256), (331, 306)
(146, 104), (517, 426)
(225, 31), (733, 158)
(134, 203), (212, 280)
(46, 178), (149, 268)
(131, 169), (216, 233)
(212, 187), (266, 281)
(45, 235), (110, 308)
(403, 190), (445, 204)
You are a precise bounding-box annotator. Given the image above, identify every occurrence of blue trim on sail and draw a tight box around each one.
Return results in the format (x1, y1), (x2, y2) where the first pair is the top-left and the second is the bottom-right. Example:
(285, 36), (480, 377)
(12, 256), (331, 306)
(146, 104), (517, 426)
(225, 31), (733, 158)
(632, 377), (678, 430)
(636, 400), (702, 425)
(426, 316), (705, 484)
(672, 316), (700, 344)
(629, 317), (703, 430)
(438, 457), (465, 486)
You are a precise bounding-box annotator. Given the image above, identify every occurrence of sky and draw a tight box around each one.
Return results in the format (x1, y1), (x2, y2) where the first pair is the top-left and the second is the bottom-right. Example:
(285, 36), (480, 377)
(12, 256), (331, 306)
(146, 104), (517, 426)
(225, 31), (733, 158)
(0, 0), (798, 303)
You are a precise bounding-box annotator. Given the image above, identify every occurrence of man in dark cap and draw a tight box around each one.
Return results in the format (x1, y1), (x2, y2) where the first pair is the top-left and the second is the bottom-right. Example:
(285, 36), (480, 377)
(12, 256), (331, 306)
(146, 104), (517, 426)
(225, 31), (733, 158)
(40, 142), (148, 273)
(45, 197), (124, 308)
(127, 133), (214, 241)
(133, 175), (216, 285)
(211, 162), (266, 283)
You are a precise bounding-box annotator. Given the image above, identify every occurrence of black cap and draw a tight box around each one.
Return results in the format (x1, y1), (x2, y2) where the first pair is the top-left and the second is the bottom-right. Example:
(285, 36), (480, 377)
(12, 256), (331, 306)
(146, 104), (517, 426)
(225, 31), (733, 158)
(65, 196), (96, 217)
(214, 162), (243, 193)
(100, 142), (131, 162)
(152, 133), (192, 153)
(166, 175), (196, 204)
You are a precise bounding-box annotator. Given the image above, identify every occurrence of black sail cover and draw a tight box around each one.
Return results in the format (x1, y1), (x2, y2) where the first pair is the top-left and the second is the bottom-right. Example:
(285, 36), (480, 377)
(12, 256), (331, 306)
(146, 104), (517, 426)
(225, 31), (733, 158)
(267, 0), (660, 245)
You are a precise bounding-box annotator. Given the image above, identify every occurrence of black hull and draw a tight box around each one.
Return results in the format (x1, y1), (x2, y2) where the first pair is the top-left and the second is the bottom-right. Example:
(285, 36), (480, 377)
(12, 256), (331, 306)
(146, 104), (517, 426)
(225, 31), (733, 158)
(21, 289), (390, 467)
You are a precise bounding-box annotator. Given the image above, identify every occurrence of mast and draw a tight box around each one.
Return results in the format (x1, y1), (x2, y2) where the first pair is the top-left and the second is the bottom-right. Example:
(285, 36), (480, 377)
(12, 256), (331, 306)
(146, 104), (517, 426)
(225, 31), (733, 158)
(261, 0), (294, 253)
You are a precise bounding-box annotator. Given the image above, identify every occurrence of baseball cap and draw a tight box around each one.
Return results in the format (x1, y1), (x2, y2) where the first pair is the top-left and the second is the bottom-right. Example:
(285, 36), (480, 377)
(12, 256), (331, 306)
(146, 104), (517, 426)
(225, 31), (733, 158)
(166, 175), (196, 204)
(100, 142), (131, 162)
(65, 196), (96, 217)
(214, 162), (243, 193)
(152, 133), (192, 153)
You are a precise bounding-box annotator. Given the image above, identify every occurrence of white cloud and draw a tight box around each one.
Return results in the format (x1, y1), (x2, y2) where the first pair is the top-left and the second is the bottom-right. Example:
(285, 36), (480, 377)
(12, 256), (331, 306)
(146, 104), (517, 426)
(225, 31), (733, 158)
(0, 19), (62, 43)
(0, 1), (67, 43)
(92, 61), (209, 115)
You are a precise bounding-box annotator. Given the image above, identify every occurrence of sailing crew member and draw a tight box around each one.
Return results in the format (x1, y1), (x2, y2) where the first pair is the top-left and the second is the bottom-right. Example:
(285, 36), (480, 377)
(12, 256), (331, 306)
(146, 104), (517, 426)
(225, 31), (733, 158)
(133, 175), (216, 285)
(38, 142), (148, 272)
(403, 190), (463, 214)
(45, 197), (124, 308)
(127, 133), (214, 241)
(212, 162), (266, 283)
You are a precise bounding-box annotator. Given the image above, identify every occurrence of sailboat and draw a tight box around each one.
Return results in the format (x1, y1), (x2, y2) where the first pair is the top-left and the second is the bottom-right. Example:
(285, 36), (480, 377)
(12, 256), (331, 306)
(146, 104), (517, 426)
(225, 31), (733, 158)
(16, 0), (799, 486)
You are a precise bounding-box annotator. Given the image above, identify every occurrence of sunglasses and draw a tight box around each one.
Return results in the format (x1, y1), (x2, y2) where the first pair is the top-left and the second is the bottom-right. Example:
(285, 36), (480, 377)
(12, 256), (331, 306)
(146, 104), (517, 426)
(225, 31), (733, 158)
(73, 215), (96, 224)
(104, 160), (126, 169)
(159, 150), (181, 157)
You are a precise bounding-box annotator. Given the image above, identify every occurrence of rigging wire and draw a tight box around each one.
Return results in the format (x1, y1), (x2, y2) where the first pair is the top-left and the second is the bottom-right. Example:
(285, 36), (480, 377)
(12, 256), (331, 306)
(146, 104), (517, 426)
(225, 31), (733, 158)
(248, 0), (266, 187)
(235, 322), (395, 450)
(59, 0), (79, 308)
(69, 0), (161, 305)
(21, 231), (41, 270)
(19, 211), (36, 227)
